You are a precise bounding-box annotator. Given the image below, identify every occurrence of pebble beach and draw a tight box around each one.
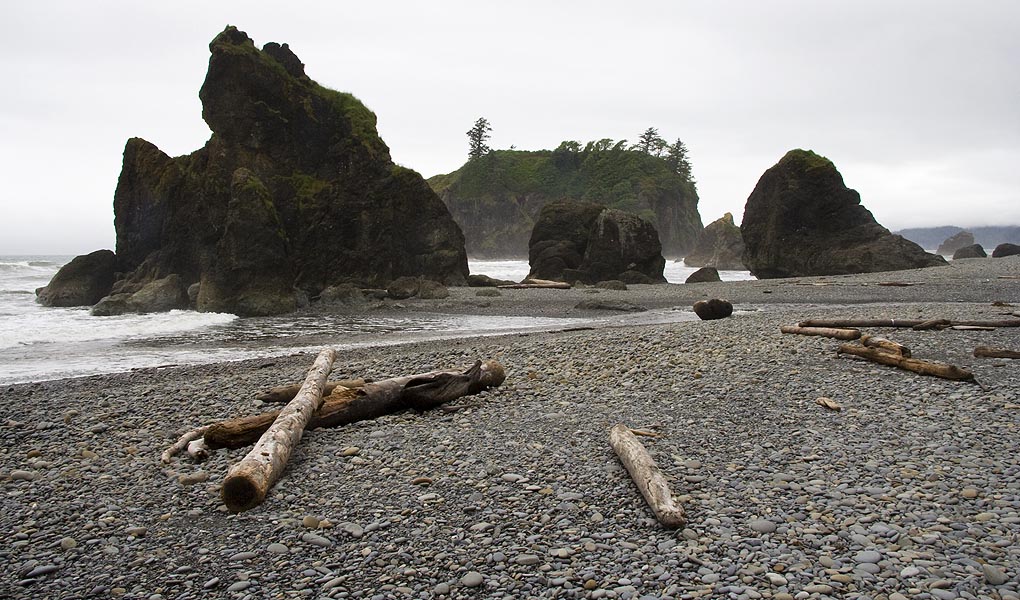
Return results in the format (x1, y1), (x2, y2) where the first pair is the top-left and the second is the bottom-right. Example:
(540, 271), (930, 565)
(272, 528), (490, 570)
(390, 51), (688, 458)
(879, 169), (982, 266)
(2, 257), (1019, 599)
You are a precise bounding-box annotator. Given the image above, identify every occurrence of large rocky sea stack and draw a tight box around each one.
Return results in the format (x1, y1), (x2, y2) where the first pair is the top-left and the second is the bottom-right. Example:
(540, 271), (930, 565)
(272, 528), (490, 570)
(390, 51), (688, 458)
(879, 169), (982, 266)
(429, 145), (703, 257)
(683, 212), (745, 270)
(527, 200), (667, 284)
(740, 150), (946, 279)
(39, 26), (468, 316)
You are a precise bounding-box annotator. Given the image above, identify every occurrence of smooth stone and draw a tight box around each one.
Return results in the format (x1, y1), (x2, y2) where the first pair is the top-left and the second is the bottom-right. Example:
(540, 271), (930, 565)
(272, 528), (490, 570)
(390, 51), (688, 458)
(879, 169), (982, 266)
(267, 543), (289, 554)
(226, 581), (251, 592)
(230, 551), (257, 561)
(125, 527), (147, 537)
(750, 519), (777, 534)
(178, 471), (209, 485)
(26, 564), (59, 577)
(900, 566), (920, 577)
(515, 554), (541, 565)
(460, 571), (484, 587)
(434, 582), (450, 595)
(341, 446), (360, 457)
(961, 488), (979, 498)
(983, 564), (1009, 585)
(11, 470), (36, 481)
(301, 532), (333, 547)
(59, 537), (77, 551)
(341, 522), (364, 538)
(855, 550), (882, 564)
(803, 584), (833, 594)
(766, 573), (788, 586)
(302, 515), (320, 529)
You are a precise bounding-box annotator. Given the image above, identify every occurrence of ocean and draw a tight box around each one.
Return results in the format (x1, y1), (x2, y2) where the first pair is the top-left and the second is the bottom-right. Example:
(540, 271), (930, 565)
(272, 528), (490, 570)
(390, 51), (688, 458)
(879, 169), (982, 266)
(0, 256), (752, 385)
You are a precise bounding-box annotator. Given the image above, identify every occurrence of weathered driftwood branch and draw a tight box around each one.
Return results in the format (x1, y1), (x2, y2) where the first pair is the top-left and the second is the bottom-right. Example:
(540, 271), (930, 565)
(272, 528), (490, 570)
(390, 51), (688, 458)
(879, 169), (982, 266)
(780, 325), (861, 340)
(161, 426), (210, 464)
(609, 424), (686, 529)
(974, 346), (1020, 359)
(860, 334), (911, 357)
(800, 318), (1020, 329)
(205, 360), (506, 449)
(222, 348), (336, 513)
(837, 344), (974, 382)
(912, 318), (952, 331)
(816, 397), (842, 411)
(498, 278), (572, 290)
(256, 379), (367, 403)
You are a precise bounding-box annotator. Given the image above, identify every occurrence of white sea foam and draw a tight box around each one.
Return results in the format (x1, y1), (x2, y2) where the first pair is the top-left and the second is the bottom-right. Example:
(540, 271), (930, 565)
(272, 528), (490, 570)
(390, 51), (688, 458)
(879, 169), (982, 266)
(467, 258), (755, 284)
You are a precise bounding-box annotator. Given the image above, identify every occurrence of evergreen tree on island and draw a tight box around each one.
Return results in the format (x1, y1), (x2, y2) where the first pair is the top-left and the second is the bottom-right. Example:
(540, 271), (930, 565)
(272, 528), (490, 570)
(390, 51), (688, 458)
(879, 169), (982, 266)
(665, 138), (695, 187)
(466, 117), (492, 159)
(632, 127), (667, 157)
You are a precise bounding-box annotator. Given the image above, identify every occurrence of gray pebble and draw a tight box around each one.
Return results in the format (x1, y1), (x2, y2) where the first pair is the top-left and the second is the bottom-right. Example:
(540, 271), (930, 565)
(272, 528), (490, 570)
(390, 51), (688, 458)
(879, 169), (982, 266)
(460, 571), (484, 587)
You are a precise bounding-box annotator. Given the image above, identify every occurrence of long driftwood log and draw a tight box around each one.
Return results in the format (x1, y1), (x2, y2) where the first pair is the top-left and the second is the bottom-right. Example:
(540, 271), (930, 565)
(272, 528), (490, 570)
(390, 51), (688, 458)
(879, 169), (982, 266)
(609, 424), (686, 529)
(800, 318), (1020, 329)
(205, 360), (505, 450)
(222, 348), (336, 513)
(256, 378), (368, 403)
(780, 325), (861, 340)
(498, 278), (571, 290)
(837, 344), (974, 382)
(974, 346), (1020, 359)
(860, 334), (911, 357)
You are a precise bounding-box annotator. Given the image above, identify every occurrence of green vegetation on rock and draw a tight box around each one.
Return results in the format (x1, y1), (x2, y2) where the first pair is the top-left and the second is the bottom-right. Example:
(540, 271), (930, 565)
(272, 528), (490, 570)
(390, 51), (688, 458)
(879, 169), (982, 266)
(429, 137), (702, 257)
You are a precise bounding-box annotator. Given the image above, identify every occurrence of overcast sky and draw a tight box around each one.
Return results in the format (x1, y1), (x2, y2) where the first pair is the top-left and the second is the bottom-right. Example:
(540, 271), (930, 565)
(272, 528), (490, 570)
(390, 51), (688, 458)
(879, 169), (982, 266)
(3, 1), (1018, 254)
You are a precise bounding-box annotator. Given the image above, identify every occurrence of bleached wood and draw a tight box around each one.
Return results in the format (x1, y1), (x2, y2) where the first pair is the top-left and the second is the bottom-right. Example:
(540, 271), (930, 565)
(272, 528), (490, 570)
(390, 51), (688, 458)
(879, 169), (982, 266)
(161, 425), (210, 464)
(205, 360), (505, 449)
(256, 379), (367, 403)
(860, 334), (911, 357)
(837, 344), (974, 382)
(609, 424), (686, 529)
(780, 325), (861, 340)
(222, 348), (336, 512)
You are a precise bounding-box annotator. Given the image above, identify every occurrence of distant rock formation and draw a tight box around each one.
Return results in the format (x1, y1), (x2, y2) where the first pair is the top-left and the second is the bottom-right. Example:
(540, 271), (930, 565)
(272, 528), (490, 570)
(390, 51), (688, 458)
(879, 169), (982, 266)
(36, 250), (117, 307)
(992, 243), (1020, 258)
(683, 213), (745, 270)
(741, 150), (946, 279)
(43, 26), (467, 316)
(429, 145), (703, 257)
(527, 200), (666, 284)
(952, 244), (986, 259)
(936, 231), (975, 256)
(896, 225), (1020, 252)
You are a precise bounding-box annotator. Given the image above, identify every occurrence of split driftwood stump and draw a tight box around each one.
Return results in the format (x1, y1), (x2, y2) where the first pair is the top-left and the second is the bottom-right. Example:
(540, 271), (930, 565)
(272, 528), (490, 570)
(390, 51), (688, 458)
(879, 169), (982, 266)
(609, 424), (686, 529)
(222, 348), (336, 513)
(204, 360), (505, 449)
(780, 325), (861, 340)
(836, 344), (974, 382)
(860, 334), (911, 357)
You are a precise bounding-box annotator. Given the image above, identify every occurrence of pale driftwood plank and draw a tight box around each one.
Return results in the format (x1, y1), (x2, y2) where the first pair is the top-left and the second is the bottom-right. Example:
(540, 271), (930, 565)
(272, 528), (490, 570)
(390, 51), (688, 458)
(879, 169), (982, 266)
(609, 424), (686, 529)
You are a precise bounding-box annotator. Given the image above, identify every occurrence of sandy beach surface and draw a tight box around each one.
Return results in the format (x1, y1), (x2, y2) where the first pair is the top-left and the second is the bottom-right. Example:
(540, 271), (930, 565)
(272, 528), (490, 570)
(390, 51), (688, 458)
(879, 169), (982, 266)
(2, 257), (1019, 599)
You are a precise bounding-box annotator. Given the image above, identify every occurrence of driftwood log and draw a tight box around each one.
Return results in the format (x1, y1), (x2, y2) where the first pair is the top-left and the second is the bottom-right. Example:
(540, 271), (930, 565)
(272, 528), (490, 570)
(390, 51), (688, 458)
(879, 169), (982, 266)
(222, 348), (336, 513)
(256, 379), (368, 403)
(837, 344), (974, 382)
(609, 424), (686, 529)
(205, 360), (505, 449)
(780, 325), (861, 340)
(974, 346), (1020, 359)
(161, 426), (210, 464)
(860, 334), (911, 357)
(800, 318), (1020, 329)
(498, 278), (571, 290)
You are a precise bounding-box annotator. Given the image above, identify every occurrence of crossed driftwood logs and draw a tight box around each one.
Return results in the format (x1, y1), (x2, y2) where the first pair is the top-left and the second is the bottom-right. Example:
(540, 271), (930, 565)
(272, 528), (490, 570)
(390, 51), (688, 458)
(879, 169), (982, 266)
(163, 352), (506, 512)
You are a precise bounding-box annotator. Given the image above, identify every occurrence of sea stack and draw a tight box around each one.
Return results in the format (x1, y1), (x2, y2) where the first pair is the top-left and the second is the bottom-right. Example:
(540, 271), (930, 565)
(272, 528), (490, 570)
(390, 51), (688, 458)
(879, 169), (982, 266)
(41, 26), (468, 316)
(740, 149), (946, 279)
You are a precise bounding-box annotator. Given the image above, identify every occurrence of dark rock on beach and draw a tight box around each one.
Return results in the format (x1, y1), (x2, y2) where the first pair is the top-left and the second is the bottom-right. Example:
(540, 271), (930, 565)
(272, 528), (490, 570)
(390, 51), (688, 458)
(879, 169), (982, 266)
(992, 242), (1020, 258)
(528, 200), (666, 284)
(952, 244), (986, 259)
(693, 298), (733, 320)
(387, 276), (421, 300)
(741, 150), (946, 279)
(466, 274), (515, 287)
(685, 266), (721, 284)
(683, 212), (745, 270)
(59, 26), (468, 317)
(35, 249), (117, 307)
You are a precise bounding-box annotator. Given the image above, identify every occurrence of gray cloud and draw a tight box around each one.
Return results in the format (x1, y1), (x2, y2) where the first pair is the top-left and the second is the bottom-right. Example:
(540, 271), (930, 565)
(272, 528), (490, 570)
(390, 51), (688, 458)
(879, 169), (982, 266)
(3, 1), (1017, 254)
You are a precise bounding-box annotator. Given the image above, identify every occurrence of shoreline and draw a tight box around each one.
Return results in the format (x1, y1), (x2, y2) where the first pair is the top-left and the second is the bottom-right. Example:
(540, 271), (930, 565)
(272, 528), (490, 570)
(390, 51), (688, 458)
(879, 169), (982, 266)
(1, 257), (1018, 598)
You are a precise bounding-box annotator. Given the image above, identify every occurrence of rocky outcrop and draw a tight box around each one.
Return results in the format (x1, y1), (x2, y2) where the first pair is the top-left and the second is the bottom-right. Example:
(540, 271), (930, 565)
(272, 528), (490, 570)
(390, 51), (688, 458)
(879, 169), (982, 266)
(952, 244), (986, 259)
(36, 250), (117, 307)
(937, 231), (975, 256)
(429, 145), (703, 257)
(992, 243), (1020, 258)
(685, 267), (721, 284)
(53, 26), (467, 317)
(527, 200), (666, 284)
(741, 150), (946, 279)
(683, 213), (745, 270)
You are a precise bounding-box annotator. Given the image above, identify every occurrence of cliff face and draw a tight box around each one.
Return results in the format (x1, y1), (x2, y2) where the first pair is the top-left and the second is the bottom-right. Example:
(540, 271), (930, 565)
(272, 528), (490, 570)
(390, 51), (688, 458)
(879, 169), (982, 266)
(429, 145), (703, 258)
(741, 150), (946, 279)
(104, 26), (467, 315)
(683, 212), (745, 270)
